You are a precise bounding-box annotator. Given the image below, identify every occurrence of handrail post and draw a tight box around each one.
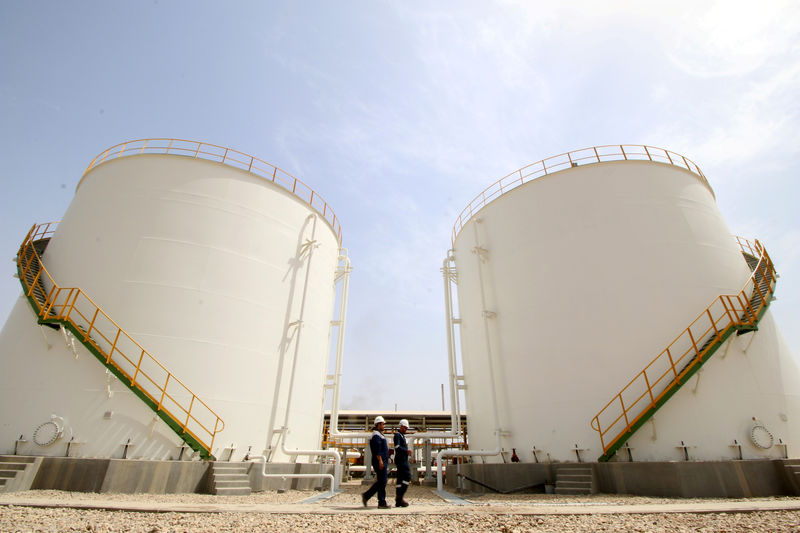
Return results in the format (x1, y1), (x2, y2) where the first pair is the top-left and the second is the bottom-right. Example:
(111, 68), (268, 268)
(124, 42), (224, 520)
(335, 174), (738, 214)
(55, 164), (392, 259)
(210, 418), (220, 453)
(620, 395), (630, 431)
(721, 297), (736, 326)
(687, 327), (699, 357)
(27, 268), (43, 299)
(707, 308), (720, 342)
(643, 370), (655, 407)
(43, 285), (59, 317)
(44, 287), (60, 318)
(131, 349), (145, 387)
(108, 329), (121, 363)
(183, 396), (195, 432)
(158, 374), (170, 411)
(666, 347), (679, 383)
(65, 289), (80, 321)
(85, 308), (100, 341)
(739, 292), (757, 324)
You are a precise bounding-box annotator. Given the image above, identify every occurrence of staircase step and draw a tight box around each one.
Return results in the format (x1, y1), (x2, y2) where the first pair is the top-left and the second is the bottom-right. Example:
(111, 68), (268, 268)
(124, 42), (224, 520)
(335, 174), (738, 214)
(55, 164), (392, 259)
(557, 481), (593, 489)
(555, 487), (592, 495)
(209, 462), (251, 495)
(211, 464), (248, 471)
(0, 470), (21, 478)
(0, 463), (27, 471)
(214, 480), (250, 488)
(214, 487), (252, 496)
(212, 467), (248, 474)
(0, 456), (36, 464)
(555, 464), (594, 495)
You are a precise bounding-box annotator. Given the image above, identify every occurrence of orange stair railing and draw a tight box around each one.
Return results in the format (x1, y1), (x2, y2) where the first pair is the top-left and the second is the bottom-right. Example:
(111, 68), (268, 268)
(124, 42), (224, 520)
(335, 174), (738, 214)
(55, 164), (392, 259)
(16, 222), (224, 459)
(590, 237), (777, 461)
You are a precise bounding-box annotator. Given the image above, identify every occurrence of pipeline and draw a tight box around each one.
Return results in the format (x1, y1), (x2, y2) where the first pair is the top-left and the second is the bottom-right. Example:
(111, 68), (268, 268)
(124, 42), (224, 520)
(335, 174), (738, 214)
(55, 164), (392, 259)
(270, 214), (342, 491)
(434, 223), (504, 494)
(248, 455), (335, 496)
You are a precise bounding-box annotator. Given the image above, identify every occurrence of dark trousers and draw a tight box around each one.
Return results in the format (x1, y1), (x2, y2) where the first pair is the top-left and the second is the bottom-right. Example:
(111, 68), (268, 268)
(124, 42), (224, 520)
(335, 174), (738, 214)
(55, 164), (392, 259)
(363, 460), (388, 505)
(395, 463), (411, 503)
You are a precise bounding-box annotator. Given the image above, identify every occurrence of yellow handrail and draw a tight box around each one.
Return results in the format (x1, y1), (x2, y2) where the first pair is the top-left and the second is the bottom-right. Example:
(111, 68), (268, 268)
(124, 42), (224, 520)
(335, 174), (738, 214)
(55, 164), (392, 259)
(17, 223), (225, 457)
(590, 237), (776, 456)
(452, 145), (712, 245)
(80, 138), (343, 246)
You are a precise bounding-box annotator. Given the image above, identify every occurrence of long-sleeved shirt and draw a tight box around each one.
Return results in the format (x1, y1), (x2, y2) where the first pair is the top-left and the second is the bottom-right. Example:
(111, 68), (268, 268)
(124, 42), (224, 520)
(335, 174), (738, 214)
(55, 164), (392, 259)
(393, 431), (409, 466)
(369, 430), (389, 465)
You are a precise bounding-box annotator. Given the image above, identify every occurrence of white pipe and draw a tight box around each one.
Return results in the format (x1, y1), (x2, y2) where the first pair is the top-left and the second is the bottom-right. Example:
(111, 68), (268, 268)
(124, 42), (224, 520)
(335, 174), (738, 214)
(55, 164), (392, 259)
(442, 250), (460, 435)
(277, 214), (318, 448)
(435, 222), (503, 493)
(265, 217), (317, 456)
(326, 251), (376, 441)
(271, 215), (343, 491)
(248, 455), (335, 495)
(328, 250), (372, 440)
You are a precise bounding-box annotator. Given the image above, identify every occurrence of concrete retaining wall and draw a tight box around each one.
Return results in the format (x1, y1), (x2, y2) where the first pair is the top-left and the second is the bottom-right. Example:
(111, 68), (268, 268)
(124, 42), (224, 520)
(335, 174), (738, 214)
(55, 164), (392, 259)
(446, 460), (798, 497)
(27, 457), (342, 494)
(246, 462), (340, 492)
(32, 458), (209, 493)
(596, 460), (793, 498)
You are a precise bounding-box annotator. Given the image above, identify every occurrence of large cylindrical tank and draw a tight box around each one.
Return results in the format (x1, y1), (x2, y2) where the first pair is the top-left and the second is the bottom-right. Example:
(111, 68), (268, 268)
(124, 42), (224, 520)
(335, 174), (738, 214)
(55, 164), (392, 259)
(0, 139), (342, 461)
(452, 146), (800, 462)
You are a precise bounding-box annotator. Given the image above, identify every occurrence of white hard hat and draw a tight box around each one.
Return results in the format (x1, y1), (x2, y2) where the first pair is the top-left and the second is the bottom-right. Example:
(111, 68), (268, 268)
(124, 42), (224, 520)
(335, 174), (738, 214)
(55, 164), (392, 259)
(374, 416), (385, 425)
(399, 419), (410, 428)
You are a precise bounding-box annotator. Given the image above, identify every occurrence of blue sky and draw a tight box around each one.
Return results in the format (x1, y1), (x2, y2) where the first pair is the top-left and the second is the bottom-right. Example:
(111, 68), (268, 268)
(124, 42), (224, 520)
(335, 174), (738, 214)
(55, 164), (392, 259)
(1, 1), (798, 412)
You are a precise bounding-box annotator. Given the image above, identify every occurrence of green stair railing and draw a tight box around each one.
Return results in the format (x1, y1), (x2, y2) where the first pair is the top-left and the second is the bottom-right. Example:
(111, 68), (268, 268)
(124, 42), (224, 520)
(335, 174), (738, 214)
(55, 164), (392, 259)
(16, 222), (224, 459)
(590, 237), (777, 461)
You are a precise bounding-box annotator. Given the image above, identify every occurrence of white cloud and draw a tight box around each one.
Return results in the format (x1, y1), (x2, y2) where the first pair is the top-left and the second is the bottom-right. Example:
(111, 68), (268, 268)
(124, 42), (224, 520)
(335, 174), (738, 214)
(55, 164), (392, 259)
(659, 0), (800, 78)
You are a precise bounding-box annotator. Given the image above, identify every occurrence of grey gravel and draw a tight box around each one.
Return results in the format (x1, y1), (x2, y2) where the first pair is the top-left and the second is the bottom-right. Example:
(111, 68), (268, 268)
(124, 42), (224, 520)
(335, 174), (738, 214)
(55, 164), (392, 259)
(2, 481), (799, 532)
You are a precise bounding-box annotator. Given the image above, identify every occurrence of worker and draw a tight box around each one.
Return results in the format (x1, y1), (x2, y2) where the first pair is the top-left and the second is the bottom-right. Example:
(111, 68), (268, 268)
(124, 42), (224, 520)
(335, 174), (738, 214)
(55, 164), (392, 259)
(362, 416), (390, 509)
(394, 419), (412, 507)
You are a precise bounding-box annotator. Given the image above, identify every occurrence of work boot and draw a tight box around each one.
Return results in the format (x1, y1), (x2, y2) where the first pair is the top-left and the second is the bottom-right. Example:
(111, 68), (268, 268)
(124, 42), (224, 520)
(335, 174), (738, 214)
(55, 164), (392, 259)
(361, 492), (368, 507)
(377, 502), (391, 509)
(395, 499), (409, 507)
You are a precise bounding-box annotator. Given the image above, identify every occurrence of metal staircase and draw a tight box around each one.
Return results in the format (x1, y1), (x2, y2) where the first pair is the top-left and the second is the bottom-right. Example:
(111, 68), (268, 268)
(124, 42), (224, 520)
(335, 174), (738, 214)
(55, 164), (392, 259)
(16, 223), (224, 459)
(591, 238), (777, 462)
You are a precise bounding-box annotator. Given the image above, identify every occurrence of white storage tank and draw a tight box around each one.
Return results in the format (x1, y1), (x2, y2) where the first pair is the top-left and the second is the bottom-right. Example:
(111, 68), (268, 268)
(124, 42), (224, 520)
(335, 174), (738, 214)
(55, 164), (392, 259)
(451, 145), (800, 462)
(0, 139), (343, 461)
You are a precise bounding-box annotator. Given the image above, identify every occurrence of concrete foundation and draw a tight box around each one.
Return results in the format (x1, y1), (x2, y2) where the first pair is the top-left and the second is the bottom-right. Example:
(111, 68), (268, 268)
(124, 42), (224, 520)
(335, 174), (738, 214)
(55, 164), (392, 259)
(31, 458), (209, 493)
(3, 456), (341, 494)
(246, 462), (340, 492)
(446, 460), (800, 498)
(8, 456), (800, 497)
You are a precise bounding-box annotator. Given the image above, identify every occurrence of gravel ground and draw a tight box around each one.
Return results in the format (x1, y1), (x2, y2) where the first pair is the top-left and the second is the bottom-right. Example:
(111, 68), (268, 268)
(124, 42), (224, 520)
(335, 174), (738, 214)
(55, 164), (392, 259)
(2, 482), (800, 532)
